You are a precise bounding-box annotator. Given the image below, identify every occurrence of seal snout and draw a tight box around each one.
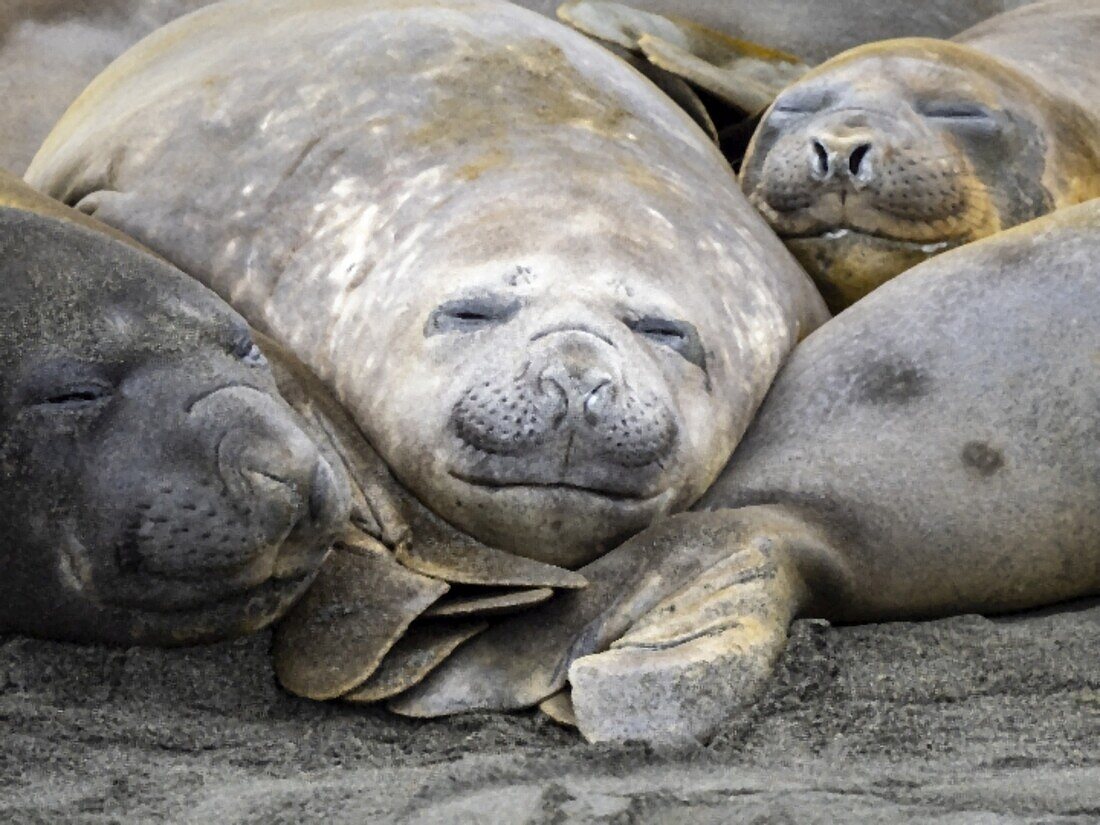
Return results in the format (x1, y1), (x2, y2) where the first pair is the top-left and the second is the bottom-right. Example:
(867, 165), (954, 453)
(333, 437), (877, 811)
(750, 90), (990, 251)
(450, 328), (677, 495)
(809, 133), (875, 185)
(216, 394), (346, 575)
(122, 385), (348, 592)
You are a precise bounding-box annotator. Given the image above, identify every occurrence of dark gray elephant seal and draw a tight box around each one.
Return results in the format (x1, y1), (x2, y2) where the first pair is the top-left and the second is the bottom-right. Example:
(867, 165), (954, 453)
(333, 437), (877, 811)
(740, 0), (1100, 310)
(27, 0), (827, 571)
(393, 199), (1100, 743)
(0, 171), (350, 646)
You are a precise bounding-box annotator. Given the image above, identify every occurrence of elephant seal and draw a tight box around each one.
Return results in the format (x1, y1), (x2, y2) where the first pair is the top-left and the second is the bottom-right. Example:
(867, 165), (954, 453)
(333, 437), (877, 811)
(740, 0), (1100, 310)
(393, 199), (1100, 743)
(28, 0), (827, 572)
(0, 170), (352, 646)
(514, 0), (1026, 64)
(0, 1), (220, 173)
(0, 169), (589, 701)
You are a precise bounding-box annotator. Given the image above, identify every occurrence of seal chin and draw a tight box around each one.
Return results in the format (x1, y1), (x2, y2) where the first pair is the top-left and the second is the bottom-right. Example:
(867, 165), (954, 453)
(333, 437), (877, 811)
(62, 525), (328, 617)
(784, 229), (962, 310)
(130, 567), (324, 645)
(440, 470), (676, 568)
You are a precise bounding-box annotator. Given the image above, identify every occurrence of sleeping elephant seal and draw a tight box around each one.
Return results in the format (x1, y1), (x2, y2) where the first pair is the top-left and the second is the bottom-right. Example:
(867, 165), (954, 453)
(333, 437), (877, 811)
(394, 199), (1100, 743)
(513, 0), (1026, 64)
(0, 170), (351, 646)
(27, 0), (827, 571)
(0, 1), (221, 173)
(740, 0), (1100, 310)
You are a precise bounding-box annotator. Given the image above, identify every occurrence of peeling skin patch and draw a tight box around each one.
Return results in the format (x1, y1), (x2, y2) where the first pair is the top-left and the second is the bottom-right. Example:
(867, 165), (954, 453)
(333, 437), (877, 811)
(961, 441), (1004, 477)
(406, 35), (635, 154)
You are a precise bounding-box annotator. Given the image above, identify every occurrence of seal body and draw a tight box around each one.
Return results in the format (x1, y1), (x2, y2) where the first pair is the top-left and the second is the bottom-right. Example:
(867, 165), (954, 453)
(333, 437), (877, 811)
(0, 171), (350, 645)
(740, 0), (1100, 309)
(515, 0), (1023, 63)
(702, 199), (1100, 619)
(394, 201), (1100, 743)
(28, 0), (827, 569)
(575, 199), (1100, 741)
(0, 1), (220, 173)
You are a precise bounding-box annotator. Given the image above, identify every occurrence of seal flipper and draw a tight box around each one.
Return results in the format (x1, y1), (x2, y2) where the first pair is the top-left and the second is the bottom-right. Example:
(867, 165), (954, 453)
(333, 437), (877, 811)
(388, 506), (829, 718)
(568, 525), (811, 744)
(539, 690), (578, 728)
(395, 509), (587, 591)
(273, 528), (448, 700)
(557, 1), (809, 115)
(423, 587), (555, 619)
(343, 620), (488, 704)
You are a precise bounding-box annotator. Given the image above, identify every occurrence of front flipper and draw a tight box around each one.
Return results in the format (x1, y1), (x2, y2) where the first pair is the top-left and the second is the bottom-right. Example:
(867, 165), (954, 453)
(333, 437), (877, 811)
(569, 535), (808, 744)
(388, 506), (834, 721)
(558, 0), (809, 114)
(395, 509), (587, 591)
(273, 528), (448, 700)
(343, 620), (488, 704)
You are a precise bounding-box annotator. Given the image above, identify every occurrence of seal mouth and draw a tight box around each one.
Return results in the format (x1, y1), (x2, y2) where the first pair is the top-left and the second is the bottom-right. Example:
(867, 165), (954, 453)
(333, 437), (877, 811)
(449, 471), (661, 504)
(126, 567), (322, 645)
(783, 227), (957, 253)
(126, 563), (323, 614)
(105, 560), (325, 615)
(60, 528), (328, 615)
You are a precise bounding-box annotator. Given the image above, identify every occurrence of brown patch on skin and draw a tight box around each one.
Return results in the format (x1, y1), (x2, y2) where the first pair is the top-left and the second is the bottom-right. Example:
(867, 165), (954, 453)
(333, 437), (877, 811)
(455, 147), (511, 182)
(619, 155), (680, 195)
(961, 441), (1004, 477)
(409, 37), (631, 151)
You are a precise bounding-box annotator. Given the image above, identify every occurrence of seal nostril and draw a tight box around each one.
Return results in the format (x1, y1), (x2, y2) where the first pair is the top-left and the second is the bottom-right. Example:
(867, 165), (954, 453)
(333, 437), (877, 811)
(811, 139), (829, 177)
(306, 460), (339, 524)
(583, 379), (613, 425)
(849, 143), (871, 176)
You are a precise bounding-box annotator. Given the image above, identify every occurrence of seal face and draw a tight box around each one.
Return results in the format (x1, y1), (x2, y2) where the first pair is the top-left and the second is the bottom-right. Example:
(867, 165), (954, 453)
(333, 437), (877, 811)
(28, 0), (827, 569)
(0, 206), (350, 645)
(741, 33), (1100, 310)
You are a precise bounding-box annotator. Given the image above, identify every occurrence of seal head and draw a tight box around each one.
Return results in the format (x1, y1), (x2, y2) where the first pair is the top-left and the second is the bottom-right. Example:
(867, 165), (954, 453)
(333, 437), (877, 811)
(356, 188), (771, 569)
(740, 38), (1100, 309)
(0, 209), (350, 645)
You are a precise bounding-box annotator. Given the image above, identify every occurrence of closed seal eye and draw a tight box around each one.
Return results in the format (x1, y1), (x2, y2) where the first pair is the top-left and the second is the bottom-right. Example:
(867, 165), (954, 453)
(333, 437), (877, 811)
(918, 101), (1001, 132)
(33, 383), (113, 409)
(626, 316), (707, 371)
(426, 295), (521, 336)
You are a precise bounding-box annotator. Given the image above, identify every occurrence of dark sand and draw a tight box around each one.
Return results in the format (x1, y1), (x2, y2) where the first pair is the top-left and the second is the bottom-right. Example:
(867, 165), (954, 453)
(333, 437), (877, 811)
(3, 599), (1098, 823)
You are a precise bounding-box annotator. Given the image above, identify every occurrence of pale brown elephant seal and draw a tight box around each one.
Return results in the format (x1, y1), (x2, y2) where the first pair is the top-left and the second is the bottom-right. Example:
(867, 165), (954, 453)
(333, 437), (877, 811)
(393, 199), (1100, 743)
(740, 0), (1100, 310)
(28, 0), (827, 575)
